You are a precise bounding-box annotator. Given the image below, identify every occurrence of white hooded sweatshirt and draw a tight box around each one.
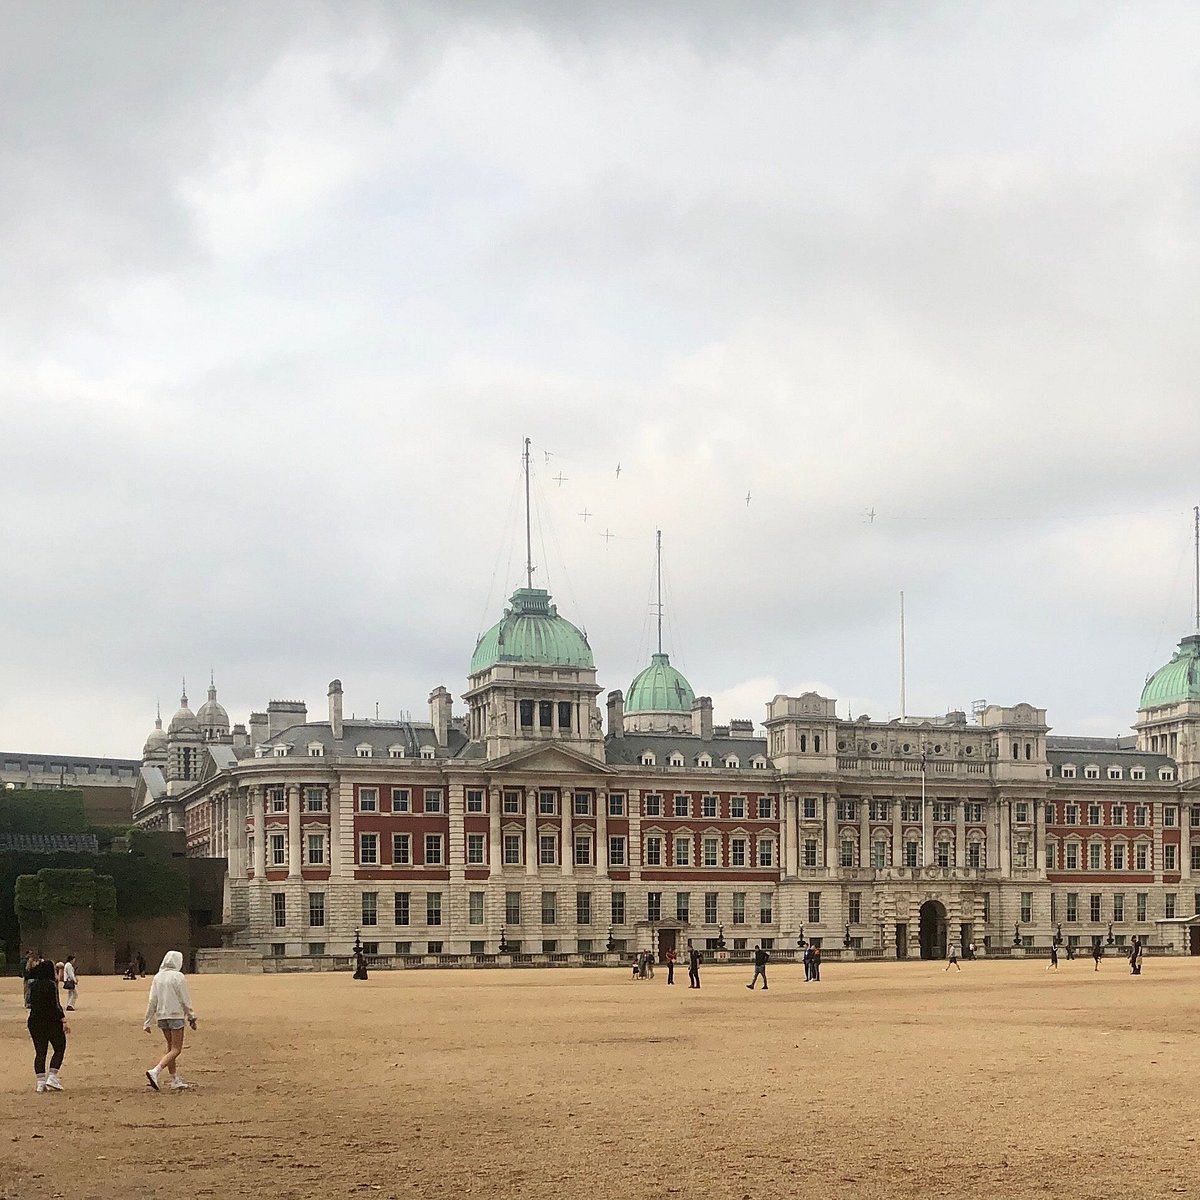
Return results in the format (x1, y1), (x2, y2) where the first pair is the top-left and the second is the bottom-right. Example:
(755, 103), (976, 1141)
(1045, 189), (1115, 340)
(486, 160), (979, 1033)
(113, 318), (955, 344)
(143, 951), (196, 1029)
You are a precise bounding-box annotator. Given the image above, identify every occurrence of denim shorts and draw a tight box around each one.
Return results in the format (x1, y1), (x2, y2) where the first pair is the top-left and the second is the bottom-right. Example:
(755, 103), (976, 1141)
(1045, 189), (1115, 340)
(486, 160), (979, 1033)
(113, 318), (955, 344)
(157, 1018), (185, 1030)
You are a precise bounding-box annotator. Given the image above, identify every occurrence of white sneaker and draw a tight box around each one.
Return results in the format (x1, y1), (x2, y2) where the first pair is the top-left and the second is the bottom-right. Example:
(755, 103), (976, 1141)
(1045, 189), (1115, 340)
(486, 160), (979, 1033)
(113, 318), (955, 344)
(35, 1079), (46, 1093)
(44, 1075), (63, 1092)
(146, 1067), (161, 1091)
(171, 1077), (191, 1091)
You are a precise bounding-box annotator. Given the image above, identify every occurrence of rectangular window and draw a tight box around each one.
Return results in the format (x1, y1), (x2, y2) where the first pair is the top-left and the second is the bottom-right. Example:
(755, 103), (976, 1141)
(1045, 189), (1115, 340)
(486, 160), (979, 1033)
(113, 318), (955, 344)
(966, 840), (981, 869)
(608, 836), (626, 867)
(505, 892), (521, 924)
(573, 792), (592, 816)
(903, 842), (918, 868)
(503, 834), (522, 865)
(1165, 844), (1178, 871)
(394, 892), (410, 926)
(869, 801), (889, 821)
(305, 788), (327, 812)
(1088, 843), (1102, 871)
(425, 834), (443, 866)
(732, 892), (746, 924)
(803, 839), (818, 868)
(1089, 894), (1102, 922)
(1112, 805), (1125, 826)
(644, 835), (662, 866)
(426, 941), (442, 955)
(359, 788), (378, 813)
(838, 800), (858, 822)
(391, 788), (410, 813)
(1192, 846), (1200, 872)
(1020, 892), (1033, 923)
(758, 797), (776, 820)
(1065, 843), (1079, 870)
(307, 834), (325, 866)
(1136, 893), (1148, 922)
(758, 839), (774, 867)
(308, 893), (325, 927)
(644, 794), (662, 817)
(1113, 893), (1124, 922)
(1045, 804), (1056, 824)
(1088, 805), (1101, 826)
(760, 893), (773, 924)
(466, 833), (486, 866)
(871, 841), (887, 869)
(647, 892), (662, 922)
(538, 791), (556, 816)
(1014, 839), (1029, 868)
(1065, 893), (1078, 922)
(611, 891), (626, 925)
(675, 892), (690, 922)
(674, 836), (691, 867)
(539, 834), (557, 866)
(424, 790), (443, 814)
(807, 892), (821, 923)
(359, 833), (378, 866)
(574, 834), (592, 866)
(541, 891), (557, 925)
(702, 837), (719, 867)
(577, 891), (592, 925)
(608, 793), (625, 817)
(271, 833), (287, 867)
(426, 892), (442, 926)
(308, 943), (326, 956)
(702, 795), (718, 819)
(1113, 843), (1125, 870)
(848, 892), (861, 924)
(704, 892), (718, 924)
(272, 892), (286, 927)
(1015, 802), (1029, 824)
(902, 801), (921, 822)
(731, 838), (747, 867)
(1065, 805), (1078, 826)
(1165, 893), (1177, 919)
(803, 798), (817, 820)
(392, 833), (411, 865)
(503, 790), (521, 815)
(1135, 806), (1148, 827)
(466, 789), (484, 813)
(935, 842), (950, 868)
(466, 891), (485, 925)
(361, 892), (378, 926)
(1192, 806), (1200, 828)
(1165, 807), (1177, 828)
(674, 795), (690, 818)
(1135, 843), (1148, 871)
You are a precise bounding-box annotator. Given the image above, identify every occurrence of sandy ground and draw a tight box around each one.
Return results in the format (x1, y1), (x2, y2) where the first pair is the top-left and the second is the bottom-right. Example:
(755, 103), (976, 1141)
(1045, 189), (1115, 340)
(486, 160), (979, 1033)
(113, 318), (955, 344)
(1, 957), (1197, 1200)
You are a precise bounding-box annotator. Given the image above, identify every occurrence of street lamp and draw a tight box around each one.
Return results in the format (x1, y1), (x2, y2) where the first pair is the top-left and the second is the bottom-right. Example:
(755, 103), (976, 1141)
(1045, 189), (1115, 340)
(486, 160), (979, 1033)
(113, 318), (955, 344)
(797, 924), (806, 948)
(1106, 922), (1114, 946)
(716, 924), (726, 951)
(1012, 922), (1021, 947)
(498, 931), (509, 955)
(606, 926), (616, 953)
(1054, 923), (1063, 947)
(843, 923), (851, 949)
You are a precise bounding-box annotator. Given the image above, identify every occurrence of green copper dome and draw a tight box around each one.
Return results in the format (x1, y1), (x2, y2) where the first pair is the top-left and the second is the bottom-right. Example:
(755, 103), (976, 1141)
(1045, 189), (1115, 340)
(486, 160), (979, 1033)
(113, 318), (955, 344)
(1140, 634), (1200, 709)
(626, 653), (695, 713)
(470, 588), (594, 674)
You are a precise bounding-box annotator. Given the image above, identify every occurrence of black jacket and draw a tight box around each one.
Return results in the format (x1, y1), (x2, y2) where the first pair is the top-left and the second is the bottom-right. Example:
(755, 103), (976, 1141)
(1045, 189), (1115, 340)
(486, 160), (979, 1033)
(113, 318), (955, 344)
(27, 978), (64, 1027)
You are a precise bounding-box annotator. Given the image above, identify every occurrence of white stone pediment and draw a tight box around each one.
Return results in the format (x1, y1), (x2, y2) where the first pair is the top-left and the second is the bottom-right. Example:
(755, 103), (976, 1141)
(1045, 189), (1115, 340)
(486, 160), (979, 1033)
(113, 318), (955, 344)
(487, 743), (616, 776)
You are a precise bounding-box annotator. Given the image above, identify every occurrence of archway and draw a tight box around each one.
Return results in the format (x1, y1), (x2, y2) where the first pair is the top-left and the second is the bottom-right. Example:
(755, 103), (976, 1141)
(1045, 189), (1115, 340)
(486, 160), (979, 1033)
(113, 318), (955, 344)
(919, 900), (948, 960)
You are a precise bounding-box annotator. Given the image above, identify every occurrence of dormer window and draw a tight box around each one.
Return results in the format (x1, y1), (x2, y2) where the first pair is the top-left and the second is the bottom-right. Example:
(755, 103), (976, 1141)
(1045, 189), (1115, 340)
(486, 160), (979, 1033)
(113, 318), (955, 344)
(724, 755), (740, 769)
(420, 745), (435, 760)
(1160, 767), (1175, 781)
(255, 746), (269, 758)
(356, 745), (372, 759)
(640, 752), (656, 767)
(1130, 767), (1145, 781)
(751, 756), (768, 769)
(388, 745), (405, 759)
(1083, 766), (1099, 780)
(697, 754), (712, 768)
(1061, 765), (1076, 778)
(307, 743), (324, 758)
(1107, 767), (1122, 780)
(273, 744), (290, 758)
(668, 753), (684, 768)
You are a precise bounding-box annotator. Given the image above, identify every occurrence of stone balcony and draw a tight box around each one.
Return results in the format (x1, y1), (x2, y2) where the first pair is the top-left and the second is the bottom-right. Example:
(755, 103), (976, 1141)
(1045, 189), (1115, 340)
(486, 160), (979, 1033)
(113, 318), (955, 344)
(835, 757), (992, 777)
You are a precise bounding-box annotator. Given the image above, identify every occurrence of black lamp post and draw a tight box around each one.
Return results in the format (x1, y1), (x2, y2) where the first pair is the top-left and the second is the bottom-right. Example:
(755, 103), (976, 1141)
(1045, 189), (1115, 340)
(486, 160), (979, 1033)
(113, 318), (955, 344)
(843, 923), (851, 949)
(353, 927), (362, 957)
(498, 931), (509, 955)
(606, 926), (616, 953)
(1012, 922), (1021, 947)
(716, 924), (726, 951)
(1054, 923), (1063, 947)
(352, 927), (368, 980)
(797, 924), (806, 948)
(1106, 922), (1114, 946)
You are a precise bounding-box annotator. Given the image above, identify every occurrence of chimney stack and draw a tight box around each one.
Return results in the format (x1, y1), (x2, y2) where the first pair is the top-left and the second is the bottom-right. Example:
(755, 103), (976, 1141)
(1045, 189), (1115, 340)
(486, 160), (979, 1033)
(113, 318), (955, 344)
(248, 712), (267, 749)
(606, 690), (625, 738)
(429, 686), (452, 746)
(328, 680), (343, 741)
(692, 696), (713, 740)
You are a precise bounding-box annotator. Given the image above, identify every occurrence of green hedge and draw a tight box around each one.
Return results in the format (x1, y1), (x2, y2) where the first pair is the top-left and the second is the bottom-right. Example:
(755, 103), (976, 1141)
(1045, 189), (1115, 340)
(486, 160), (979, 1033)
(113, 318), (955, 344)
(0, 790), (90, 835)
(15, 868), (119, 938)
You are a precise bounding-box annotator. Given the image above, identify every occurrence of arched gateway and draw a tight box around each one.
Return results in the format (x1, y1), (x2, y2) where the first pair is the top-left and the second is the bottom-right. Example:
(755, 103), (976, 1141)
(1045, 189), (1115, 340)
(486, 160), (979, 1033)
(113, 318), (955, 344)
(919, 900), (948, 960)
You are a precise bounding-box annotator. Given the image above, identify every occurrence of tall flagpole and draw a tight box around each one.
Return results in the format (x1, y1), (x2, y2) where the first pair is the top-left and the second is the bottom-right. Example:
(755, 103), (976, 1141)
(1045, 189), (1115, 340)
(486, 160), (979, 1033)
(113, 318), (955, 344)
(900, 590), (906, 720)
(524, 437), (533, 589)
(656, 528), (663, 655)
(1193, 505), (1198, 633)
(920, 748), (927, 869)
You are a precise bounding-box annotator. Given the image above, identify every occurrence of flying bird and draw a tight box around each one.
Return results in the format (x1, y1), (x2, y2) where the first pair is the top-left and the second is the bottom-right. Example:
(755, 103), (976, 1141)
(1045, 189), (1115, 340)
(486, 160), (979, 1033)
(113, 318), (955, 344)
(615, 462), (621, 478)
(745, 490), (752, 507)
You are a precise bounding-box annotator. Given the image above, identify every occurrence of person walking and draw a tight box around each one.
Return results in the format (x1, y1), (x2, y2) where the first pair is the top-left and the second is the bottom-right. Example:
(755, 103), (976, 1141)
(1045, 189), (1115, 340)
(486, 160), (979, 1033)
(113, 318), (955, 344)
(811, 945), (822, 981)
(27, 959), (69, 1093)
(944, 945), (961, 972)
(687, 940), (701, 989)
(1047, 944), (1059, 971)
(1092, 941), (1103, 972)
(747, 944), (770, 990)
(62, 955), (78, 1011)
(665, 948), (676, 985)
(144, 950), (198, 1092)
(1129, 936), (1142, 976)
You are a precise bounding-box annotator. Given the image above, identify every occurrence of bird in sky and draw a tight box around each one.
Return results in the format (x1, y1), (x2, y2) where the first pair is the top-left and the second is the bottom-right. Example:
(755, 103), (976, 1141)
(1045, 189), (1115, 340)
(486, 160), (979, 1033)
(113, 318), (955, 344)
(745, 490), (752, 506)
(615, 462), (621, 478)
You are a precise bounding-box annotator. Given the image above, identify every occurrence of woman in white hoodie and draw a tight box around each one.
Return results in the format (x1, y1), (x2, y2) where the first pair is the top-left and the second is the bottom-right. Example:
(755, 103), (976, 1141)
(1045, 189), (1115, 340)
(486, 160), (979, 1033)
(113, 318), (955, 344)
(143, 951), (197, 1091)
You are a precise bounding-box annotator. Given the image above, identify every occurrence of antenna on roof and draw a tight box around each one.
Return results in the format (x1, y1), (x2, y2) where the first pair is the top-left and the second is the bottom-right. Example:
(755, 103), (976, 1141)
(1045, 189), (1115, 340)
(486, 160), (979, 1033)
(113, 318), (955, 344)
(524, 437), (534, 590)
(656, 528), (663, 655)
(1193, 505), (1198, 632)
(899, 591), (906, 720)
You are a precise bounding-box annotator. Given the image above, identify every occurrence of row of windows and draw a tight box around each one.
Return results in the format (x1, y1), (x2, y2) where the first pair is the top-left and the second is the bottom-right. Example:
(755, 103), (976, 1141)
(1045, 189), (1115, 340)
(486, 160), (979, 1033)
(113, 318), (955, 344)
(349, 790), (780, 818)
(835, 800), (991, 823)
(262, 743), (438, 760)
(1047, 891), (1190, 922)
(637, 750), (770, 769)
(1058, 765), (1172, 781)
(1047, 802), (1180, 826)
(1045, 839), (1192, 872)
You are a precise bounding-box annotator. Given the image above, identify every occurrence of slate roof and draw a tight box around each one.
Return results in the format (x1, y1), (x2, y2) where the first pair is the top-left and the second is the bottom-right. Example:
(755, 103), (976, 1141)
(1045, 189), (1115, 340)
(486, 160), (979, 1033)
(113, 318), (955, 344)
(1, 751), (139, 780)
(605, 731), (771, 768)
(262, 720), (476, 760)
(0, 833), (100, 854)
(1045, 735), (1174, 778)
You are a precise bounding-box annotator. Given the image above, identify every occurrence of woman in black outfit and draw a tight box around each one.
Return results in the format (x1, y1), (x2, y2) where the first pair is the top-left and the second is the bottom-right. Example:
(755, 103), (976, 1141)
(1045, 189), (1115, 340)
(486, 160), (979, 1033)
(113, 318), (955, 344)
(27, 959), (69, 1093)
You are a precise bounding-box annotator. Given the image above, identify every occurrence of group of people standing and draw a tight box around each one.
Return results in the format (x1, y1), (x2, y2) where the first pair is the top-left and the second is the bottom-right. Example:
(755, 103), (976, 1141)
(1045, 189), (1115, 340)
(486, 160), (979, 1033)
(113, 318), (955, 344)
(20, 949), (199, 1094)
(1045, 936), (1145, 974)
(801, 942), (822, 981)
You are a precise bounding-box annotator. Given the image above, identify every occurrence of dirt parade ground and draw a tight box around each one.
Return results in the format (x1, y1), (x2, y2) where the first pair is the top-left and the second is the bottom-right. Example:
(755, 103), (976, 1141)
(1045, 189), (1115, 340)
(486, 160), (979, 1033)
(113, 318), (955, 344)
(1, 958), (1198, 1200)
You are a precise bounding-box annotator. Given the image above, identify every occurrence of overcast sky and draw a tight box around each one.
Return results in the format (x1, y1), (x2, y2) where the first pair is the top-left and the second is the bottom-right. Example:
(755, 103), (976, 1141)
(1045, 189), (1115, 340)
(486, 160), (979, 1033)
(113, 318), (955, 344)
(2, 2), (1199, 758)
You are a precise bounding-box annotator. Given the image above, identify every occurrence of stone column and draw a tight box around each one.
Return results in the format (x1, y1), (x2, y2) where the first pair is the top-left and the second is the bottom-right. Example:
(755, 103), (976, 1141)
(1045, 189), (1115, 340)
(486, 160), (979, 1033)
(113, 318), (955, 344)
(628, 788), (642, 881)
(489, 786), (502, 878)
(562, 788), (574, 877)
(785, 794), (798, 877)
(1183, 805), (1192, 882)
(955, 800), (966, 869)
(998, 798), (1011, 875)
(251, 786), (266, 878)
(823, 794), (836, 873)
(525, 787), (537, 876)
(859, 799), (870, 871)
(1035, 799), (1047, 873)
(922, 793), (933, 868)
(597, 796), (609, 878)
(226, 791), (242, 876)
(287, 785), (301, 879)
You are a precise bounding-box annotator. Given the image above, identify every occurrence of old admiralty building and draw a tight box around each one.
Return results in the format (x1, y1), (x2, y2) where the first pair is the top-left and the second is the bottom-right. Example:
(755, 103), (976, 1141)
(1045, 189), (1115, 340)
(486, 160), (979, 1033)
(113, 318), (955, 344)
(132, 587), (1200, 963)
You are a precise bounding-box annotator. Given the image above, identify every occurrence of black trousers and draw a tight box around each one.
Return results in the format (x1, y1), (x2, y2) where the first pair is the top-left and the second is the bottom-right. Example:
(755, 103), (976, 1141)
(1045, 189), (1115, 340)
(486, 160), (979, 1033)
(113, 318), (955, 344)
(667, 963), (674, 984)
(29, 1022), (66, 1073)
(688, 967), (700, 988)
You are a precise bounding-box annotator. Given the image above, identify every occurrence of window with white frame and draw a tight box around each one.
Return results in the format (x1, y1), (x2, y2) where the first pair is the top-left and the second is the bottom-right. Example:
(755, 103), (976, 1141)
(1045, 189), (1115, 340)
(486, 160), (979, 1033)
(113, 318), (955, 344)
(644, 835), (662, 866)
(903, 841), (919, 867)
(1130, 767), (1145, 781)
(731, 797), (746, 819)
(732, 892), (746, 924)
(358, 788), (378, 813)
(306, 833), (325, 866)
(305, 788), (326, 813)
(1088, 842), (1102, 870)
(1135, 843), (1149, 871)
(467, 790), (485, 813)
(702, 836), (719, 867)
(1061, 765), (1076, 779)
(503, 791), (521, 814)
(702, 795), (718, 818)
(608, 836), (626, 867)
(675, 892), (690, 922)
(361, 892), (378, 926)
(869, 800), (889, 821)
(1112, 804), (1125, 826)
(1015, 802), (1029, 823)
(388, 745), (405, 759)
(871, 840), (887, 869)
(573, 792), (592, 817)
(271, 833), (287, 867)
(424, 790), (443, 814)
(840, 839), (856, 868)
(724, 756), (740, 769)
(644, 794), (662, 817)
(669, 753), (684, 768)
(427, 892), (442, 926)
(1013, 838), (1028, 868)
(503, 834), (522, 865)
(1112, 843), (1126, 870)
(575, 834), (592, 866)
(674, 795), (690, 818)
(308, 893), (325, 927)
(392, 833), (411, 865)
(538, 791), (557, 815)
(274, 744), (290, 757)
(505, 892), (521, 924)
(1165, 806), (1178, 828)
(1135, 806), (1148, 826)
(674, 836), (691, 866)
(391, 788), (410, 813)
(1165, 844), (1178, 871)
(803, 839), (818, 867)
(466, 833), (485, 865)
(269, 788), (286, 812)
(541, 891), (557, 924)
(1065, 842), (1079, 870)
(1107, 766), (1122, 780)
(424, 834), (443, 865)
(577, 891), (592, 925)
(752, 757), (768, 770)
(697, 754), (712, 768)
(935, 840), (951, 868)
(759, 892), (773, 923)
(758, 839), (774, 867)
(640, 752), (656, 766)
(358, 833), (378, 865)
(356, 744), (372, 758)
(539, 834), (557, 866)
(469, 891), (485, 925)
(608, 793), (626, 817)
(758, 796), (776, 820)
(272, 892), (286, 927)
(1083, 766), (1099, 780)
(420, 745), (435, 760)
(731, 837), (747, 867)
(307, 743), (324, 758)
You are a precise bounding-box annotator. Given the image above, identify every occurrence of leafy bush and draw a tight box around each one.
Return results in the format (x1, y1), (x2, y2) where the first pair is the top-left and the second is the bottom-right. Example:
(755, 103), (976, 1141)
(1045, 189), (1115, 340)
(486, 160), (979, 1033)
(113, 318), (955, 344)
(14, 868), (119, 938)
(0, 790), (89, 835)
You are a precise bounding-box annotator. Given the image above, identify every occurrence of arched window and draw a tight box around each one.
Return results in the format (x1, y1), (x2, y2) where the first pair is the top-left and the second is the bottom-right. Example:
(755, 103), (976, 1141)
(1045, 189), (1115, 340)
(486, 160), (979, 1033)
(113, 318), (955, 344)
(813, 735), (821, 753)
